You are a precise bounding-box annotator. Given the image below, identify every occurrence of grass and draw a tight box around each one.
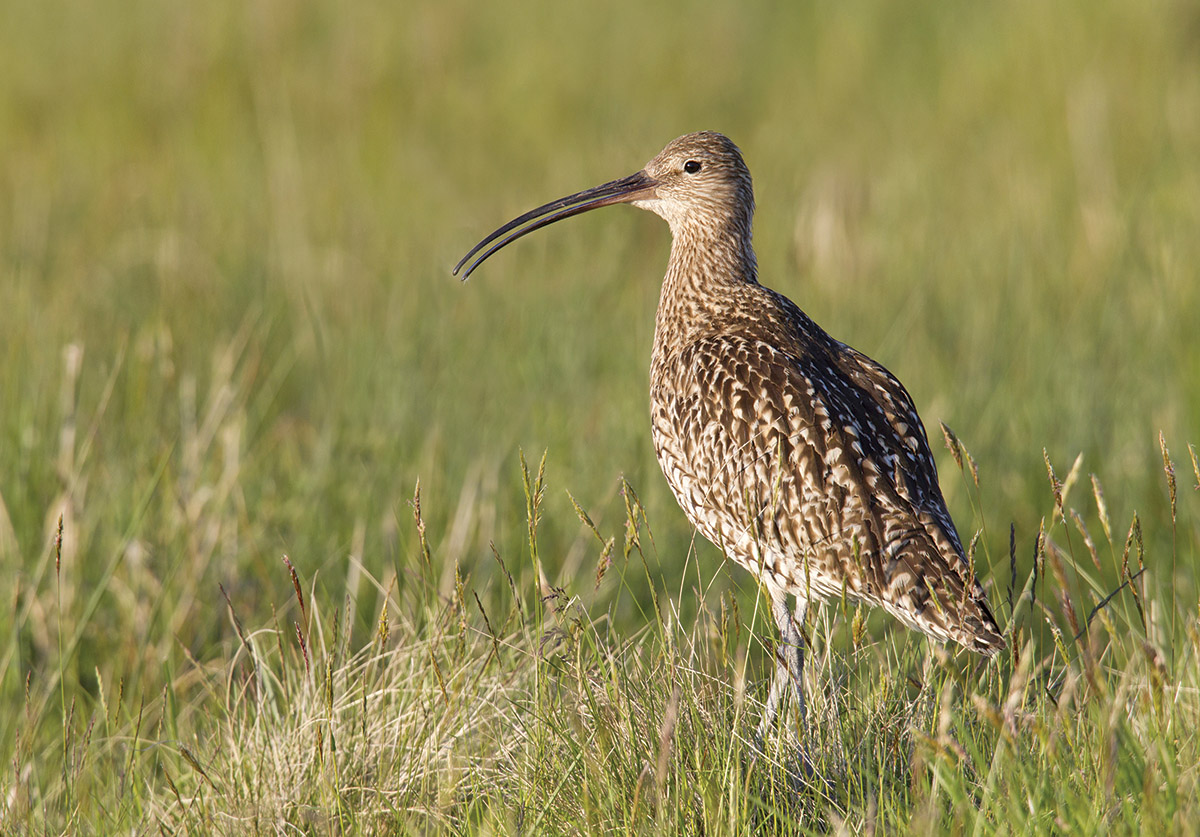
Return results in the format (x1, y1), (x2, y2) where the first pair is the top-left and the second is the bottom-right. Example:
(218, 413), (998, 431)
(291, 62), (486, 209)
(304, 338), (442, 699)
(7, 443), (1198, 833)
(2, 0), (1199, 831)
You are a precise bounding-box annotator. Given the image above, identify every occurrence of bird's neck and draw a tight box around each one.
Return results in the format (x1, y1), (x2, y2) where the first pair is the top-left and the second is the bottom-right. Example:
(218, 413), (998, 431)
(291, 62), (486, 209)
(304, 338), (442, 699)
(652, 220), (759, 365)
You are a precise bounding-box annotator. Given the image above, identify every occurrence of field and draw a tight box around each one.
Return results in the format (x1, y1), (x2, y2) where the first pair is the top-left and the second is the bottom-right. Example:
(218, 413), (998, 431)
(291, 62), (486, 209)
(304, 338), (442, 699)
(2, 0), (1199, 832)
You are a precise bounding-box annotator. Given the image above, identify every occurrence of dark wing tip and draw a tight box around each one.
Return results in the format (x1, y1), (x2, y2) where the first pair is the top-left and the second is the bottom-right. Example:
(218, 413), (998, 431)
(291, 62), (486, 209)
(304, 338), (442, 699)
(966, 604), (1006, 656)
(972, 632), (1006, 657)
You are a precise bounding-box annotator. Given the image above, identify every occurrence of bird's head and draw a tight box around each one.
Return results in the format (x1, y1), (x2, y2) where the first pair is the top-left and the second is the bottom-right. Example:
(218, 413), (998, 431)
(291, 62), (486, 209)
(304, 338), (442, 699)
(454, 131), (754, 280)
(634, 131), (754, 236)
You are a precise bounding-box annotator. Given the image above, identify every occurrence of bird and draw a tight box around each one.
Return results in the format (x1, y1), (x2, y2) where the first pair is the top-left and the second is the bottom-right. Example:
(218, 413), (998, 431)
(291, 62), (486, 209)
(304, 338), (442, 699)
(454, 131), (1004, 759)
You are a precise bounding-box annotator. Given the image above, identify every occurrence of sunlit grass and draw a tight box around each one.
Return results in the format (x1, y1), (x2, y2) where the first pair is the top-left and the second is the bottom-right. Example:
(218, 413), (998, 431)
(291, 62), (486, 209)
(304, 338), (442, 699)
(2, 0), (1199, 831)
(6, 436), (1198, 832)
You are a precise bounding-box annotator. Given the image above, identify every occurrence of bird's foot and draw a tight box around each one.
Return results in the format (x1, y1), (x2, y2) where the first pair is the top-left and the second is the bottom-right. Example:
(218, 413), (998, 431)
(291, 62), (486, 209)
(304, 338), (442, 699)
(750, 730), (816, 792)
(784, 742), (814, 793)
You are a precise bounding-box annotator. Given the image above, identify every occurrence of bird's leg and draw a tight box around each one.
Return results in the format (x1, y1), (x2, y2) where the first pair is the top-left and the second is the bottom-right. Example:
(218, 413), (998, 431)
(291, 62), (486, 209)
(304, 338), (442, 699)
(756, 590), (793, 744)
(755, 590), (809, 770)
(786, 595), (808, 725)
(784, 595), (812, 781)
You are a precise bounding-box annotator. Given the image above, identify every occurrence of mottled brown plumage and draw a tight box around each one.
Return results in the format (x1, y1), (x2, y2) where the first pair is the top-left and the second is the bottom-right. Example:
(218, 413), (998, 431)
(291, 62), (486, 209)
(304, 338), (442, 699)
(455, 132), (1003, 747)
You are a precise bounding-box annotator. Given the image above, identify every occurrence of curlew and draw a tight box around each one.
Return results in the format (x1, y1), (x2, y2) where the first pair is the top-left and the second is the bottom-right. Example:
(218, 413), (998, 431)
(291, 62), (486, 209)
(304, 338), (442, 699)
(454, 132), (1003, 755)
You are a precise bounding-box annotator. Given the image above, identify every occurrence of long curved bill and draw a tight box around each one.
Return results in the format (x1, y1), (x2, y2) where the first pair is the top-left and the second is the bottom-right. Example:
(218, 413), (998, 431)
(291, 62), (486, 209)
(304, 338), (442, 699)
(453, 170), (658, 280)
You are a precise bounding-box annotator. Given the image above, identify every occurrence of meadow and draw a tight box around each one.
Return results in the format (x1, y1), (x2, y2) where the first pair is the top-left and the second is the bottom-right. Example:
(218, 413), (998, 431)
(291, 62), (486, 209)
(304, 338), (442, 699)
(1, 0), (1198, 832)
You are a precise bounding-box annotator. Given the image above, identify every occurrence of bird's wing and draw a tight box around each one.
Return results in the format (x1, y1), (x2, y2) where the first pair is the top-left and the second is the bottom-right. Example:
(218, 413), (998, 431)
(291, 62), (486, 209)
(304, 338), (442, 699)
(655, 333), (1003, 654)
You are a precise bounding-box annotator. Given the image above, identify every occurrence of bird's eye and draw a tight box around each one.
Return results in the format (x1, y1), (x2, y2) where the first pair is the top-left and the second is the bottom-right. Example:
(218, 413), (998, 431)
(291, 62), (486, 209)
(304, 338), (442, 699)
(683, 160), (702, 174)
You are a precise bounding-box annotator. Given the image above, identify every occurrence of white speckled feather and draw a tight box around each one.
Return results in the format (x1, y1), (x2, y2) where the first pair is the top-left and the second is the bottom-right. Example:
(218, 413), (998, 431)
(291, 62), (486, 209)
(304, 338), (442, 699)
(642, 133), (1002, 655)
(457, 130), (1004, 660)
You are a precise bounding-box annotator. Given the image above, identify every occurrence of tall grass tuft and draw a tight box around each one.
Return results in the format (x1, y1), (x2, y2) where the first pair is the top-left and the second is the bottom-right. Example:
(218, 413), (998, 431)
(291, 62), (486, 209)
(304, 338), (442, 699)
(5, 435), (1198, 832)
(2, 0), (1199, 831)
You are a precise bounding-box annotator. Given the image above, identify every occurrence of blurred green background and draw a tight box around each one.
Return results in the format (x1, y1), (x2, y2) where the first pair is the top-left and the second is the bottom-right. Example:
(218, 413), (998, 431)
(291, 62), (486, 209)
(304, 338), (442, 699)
(2, 0), (1198, 700)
